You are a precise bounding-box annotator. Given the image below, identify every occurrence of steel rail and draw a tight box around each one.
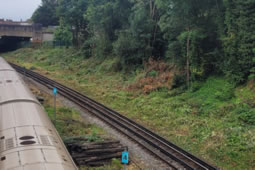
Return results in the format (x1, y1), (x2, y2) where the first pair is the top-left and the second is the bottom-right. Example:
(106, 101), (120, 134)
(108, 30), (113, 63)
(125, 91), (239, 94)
(11, 63), (218, 170)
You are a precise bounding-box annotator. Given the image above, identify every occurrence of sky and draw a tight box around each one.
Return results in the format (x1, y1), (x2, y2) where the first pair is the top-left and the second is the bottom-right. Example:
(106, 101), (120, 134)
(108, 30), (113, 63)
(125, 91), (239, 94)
(0, 0), (42, 21)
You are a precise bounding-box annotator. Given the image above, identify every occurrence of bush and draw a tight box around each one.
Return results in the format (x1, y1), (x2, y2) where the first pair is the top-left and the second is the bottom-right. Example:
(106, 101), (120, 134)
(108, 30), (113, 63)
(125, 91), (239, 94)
(190, 81), (202, 92)
(193, 77), (235, 102)
(81, 39), (93, 58)
(172, 74), (186, 88)
(113, 30), (145, 70)
(147, 70), (158, 77)
(234, 104), (255, 125)
(54, 19), (72, 47)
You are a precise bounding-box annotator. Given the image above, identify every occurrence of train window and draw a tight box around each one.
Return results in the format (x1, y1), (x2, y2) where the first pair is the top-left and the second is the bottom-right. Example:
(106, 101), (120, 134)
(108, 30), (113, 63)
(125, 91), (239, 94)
(20, 141), (36, 145)
(19, 136), (34, 140)
(1, 156), (5, 161)
(6, 80), (12, 83)
(0, 136), (4, 140)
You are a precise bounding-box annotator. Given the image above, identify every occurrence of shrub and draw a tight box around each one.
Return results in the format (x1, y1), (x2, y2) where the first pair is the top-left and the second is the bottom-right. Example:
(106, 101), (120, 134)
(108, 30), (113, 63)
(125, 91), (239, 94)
(234, 104), (255, 125)
(113, 30), (144, 70)
(54, 19), (72, 47)
(172, 74), (186, 89)
(147, 70), (158, 77)
(190, 81), (202, 92)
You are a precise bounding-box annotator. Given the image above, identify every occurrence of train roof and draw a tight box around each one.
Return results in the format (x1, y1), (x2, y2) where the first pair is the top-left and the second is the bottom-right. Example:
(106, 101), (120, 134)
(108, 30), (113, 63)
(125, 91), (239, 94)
(0, 70), (38, 105)
(0, 58), (15, 72)
(0, 58), (77, 170)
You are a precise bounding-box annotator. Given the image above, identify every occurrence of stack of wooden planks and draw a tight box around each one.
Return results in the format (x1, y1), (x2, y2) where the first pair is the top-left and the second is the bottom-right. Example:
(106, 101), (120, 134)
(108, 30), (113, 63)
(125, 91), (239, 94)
(65, 137), (126, 166)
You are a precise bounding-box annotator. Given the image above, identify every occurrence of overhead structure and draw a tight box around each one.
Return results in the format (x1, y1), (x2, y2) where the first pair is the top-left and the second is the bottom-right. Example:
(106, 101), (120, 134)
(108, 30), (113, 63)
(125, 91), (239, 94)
(0, 20), (55, 43)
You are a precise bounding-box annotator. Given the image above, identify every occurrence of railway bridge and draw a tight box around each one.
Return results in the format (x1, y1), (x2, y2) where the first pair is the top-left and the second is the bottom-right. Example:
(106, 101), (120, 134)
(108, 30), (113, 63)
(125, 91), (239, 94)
(0, 20), (43, 42)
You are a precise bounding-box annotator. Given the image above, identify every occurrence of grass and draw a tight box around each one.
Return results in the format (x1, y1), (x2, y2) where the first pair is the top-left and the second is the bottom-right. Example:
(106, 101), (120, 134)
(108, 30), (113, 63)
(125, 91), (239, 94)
(28, 83), (124, 170)
(46, 106), (125, 170)
(3, 47), (255, 170)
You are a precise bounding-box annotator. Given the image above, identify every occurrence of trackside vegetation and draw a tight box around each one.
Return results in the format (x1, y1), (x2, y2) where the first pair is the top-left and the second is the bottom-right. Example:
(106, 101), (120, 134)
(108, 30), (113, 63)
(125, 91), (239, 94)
(32, 0), (255, 85)
(29, 84), (124, 170)
(3, 47), (255, 169)
(3, 0), (255, 169)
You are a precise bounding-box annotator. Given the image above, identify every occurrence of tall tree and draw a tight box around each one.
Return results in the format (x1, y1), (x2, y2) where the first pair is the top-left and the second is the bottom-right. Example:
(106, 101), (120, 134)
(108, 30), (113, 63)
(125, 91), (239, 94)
(223, 0), (255, 83)
(156, 0), (224, 86)
(32, 0), (59, 26)
(57, 0), (89, 46)
(84, 0), (133, 58)
(114, 0), (165, 68)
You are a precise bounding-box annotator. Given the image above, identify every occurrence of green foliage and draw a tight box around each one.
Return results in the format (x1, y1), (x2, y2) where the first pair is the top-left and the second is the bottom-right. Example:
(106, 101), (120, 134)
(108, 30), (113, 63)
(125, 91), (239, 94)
(30, 0), (255, 84)
(83, 0), (133, 59)
(157, 0), (224, 78)
(223, 0), (255, 84)
(189, 77), (235, 114)
(172, 74), (186, 88)
(177, 29), (207, 71)
(57, 0), (89, 46)
(234, 104), (255, 125)
(81, 39), (93, 58)
(4, 48), (255, 169)
(113, 30), (143, 68)
(54, 19), (72, 47)
(194, 77), (234, 102)
(32, 0), (58, 26)
(147, 70), (158, 77)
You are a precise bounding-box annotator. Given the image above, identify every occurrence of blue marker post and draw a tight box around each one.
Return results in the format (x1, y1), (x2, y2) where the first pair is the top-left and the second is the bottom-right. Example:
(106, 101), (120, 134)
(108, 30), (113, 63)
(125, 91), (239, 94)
(53, 88), (57, 126)
(122, 148), (129, 170)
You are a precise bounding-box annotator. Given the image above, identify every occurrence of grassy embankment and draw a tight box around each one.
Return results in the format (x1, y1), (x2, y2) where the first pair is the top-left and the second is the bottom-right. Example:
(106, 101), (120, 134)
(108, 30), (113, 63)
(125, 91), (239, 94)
(3, 47), (255, 170)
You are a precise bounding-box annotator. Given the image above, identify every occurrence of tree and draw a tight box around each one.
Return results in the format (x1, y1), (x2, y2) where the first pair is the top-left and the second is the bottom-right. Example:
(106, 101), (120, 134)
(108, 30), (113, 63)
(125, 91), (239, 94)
(57, 0), (89, 46)
(84, 0), (133, 57)
(32, 0), (58, 26)
(156, 0), (224, 86)
(113, 0), (165, 68)
(223, 0), (255, 83)
(54, 19), (72, 47)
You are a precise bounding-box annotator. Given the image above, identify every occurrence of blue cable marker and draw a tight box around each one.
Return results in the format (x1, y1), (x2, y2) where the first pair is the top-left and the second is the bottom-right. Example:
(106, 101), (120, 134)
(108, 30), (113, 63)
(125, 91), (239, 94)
(121, 152), (129, 164)
(53, 88), (57, 126)
(53, 88), (57, 95)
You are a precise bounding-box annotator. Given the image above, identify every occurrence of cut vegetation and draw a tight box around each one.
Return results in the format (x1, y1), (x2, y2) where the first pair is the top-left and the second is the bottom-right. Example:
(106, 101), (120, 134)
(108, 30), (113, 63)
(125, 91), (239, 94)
(3, 47), (255, 169)
(27, 83), (127, 170)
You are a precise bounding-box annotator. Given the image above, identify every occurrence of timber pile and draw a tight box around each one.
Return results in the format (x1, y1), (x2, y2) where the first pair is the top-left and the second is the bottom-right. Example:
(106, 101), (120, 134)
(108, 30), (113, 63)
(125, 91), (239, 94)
(65, 137), (126, 166)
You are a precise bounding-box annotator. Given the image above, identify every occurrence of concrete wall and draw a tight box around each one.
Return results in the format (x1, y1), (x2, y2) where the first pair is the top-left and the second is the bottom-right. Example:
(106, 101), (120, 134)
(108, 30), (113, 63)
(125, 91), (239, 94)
(0, 25), (33, 37)
(42, 32), (54, 42)
(0, 21), (57, 43)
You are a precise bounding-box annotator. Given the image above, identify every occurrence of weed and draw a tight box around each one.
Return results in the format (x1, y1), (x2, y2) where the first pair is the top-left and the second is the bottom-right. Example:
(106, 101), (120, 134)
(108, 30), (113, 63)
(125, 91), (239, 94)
(234, 104), (255, 125)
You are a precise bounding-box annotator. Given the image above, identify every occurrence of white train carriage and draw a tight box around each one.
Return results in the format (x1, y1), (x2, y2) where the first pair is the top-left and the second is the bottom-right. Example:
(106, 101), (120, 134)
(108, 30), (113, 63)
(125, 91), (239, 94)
(0, 58), (77, 170)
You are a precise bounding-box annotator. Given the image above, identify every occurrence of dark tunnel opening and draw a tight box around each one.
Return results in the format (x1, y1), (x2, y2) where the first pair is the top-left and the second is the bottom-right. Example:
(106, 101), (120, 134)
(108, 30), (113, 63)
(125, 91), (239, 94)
(0, 36), (31, 53)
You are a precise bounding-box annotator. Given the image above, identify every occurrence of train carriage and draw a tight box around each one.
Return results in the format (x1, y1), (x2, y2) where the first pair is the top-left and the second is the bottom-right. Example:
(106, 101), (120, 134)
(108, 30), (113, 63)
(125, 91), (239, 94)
(0, 57), (77, 170)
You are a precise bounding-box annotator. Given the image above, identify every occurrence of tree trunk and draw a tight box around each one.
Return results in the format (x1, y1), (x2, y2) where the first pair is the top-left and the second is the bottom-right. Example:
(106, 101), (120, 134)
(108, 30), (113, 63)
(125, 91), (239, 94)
(149, 0), (156, 19)
(150, 0), (153, 17)
(186, 29), (190, 88)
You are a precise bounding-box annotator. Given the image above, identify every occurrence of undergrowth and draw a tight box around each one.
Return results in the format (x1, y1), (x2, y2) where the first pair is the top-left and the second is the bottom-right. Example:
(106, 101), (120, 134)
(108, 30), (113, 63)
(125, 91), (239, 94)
(3, 47), (255, 170)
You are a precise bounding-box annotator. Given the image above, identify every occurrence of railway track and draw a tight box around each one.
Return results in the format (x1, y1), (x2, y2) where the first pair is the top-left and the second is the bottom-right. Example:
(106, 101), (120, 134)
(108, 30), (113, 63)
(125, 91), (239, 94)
(10, 63), (218, 170)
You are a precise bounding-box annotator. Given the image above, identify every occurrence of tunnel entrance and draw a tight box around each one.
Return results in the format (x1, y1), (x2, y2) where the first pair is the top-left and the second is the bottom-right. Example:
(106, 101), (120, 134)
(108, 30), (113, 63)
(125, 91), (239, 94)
(0, 36), (31, 53)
